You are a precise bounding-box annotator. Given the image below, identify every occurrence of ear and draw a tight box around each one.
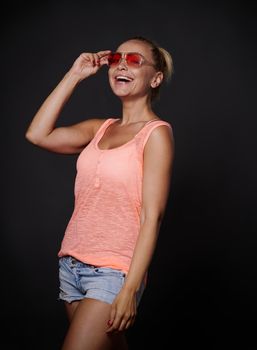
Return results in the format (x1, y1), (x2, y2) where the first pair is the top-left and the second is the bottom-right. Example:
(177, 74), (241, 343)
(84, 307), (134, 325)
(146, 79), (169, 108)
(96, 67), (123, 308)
(150, 71), (163, 88)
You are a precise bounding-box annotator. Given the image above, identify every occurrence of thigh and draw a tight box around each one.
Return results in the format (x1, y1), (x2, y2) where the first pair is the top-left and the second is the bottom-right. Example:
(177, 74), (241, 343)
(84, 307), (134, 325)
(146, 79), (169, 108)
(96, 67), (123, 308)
(65, 301), (80, 322)
(61, 298), (128, 350)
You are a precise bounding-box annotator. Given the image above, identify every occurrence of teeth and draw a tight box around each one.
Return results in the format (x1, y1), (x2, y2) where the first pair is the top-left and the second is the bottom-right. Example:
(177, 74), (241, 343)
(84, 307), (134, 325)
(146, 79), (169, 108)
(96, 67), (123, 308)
(116, 76), (132, 82)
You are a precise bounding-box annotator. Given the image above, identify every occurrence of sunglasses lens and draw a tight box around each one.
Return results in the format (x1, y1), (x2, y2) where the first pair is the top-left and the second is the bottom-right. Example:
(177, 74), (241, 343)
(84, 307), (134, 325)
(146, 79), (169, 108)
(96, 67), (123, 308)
(108, 53), (121, 66)
(108, 52), (143, 67)
(126, 53), (142, 66)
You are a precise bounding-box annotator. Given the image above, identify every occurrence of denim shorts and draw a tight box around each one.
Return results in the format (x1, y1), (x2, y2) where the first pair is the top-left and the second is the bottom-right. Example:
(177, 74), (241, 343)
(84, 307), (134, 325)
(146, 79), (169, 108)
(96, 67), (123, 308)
(58, 256), (145, 305)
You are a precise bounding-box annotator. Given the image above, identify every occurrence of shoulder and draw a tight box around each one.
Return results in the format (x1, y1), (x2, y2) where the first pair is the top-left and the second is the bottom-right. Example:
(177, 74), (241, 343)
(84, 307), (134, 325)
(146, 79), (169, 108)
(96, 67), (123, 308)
(91, 118), (109, 136)
(143, 120), (174, 151)
(143, 121), (174, 171)
(74, 118), (109, 139)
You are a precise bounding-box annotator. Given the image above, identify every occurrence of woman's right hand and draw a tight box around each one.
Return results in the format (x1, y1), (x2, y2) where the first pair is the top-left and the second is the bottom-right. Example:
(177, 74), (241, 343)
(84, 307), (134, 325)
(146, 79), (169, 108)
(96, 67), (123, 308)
(69, 50), (111, 82)
(25, 50), (111, 154)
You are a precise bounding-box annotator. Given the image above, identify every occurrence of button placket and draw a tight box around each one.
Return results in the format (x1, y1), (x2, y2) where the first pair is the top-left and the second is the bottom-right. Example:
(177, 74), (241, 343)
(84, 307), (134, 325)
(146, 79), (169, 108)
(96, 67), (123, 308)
(94, 152), (103, 188)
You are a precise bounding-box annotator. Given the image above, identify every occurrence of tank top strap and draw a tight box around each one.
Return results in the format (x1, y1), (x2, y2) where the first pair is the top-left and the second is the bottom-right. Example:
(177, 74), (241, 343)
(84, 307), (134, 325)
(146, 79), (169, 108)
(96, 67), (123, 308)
(93, 118), (119, 145)
(136, 119), (173, 149)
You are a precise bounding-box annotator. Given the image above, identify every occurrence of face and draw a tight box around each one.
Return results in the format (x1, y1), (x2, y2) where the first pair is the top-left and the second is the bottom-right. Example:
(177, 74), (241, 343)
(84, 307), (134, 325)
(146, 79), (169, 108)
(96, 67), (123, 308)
(108, 40), (162, 100)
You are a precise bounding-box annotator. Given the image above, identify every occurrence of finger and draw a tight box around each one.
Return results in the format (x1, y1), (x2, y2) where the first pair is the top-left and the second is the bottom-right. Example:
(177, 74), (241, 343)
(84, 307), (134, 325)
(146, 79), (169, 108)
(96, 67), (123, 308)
(79, 53), (91, 64)
(106, 323), (118, 333)
(96, 50), (112, 58)
(99, 57), (109, 66)
(106, 314), (122, 333)
(98, 51), (111, 66)
(81, 52), (96, 67)
(107, 306), (116, 328)
(93, 53), (100, 66)
(106, 318), (121, 333)
(118, 318), (129, 332)
(81, 52), (93, 61)
(125, 316), (135, 330)
(106, 325), (115, 333)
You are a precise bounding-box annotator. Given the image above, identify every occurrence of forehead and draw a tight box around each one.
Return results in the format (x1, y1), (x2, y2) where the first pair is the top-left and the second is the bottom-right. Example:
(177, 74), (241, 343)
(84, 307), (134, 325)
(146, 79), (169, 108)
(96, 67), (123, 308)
(116, 40), (152, 57)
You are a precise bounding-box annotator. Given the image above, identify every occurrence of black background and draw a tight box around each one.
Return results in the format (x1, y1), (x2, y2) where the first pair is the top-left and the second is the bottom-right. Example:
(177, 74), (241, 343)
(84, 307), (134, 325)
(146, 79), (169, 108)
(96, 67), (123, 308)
(2, 0), (257, 349)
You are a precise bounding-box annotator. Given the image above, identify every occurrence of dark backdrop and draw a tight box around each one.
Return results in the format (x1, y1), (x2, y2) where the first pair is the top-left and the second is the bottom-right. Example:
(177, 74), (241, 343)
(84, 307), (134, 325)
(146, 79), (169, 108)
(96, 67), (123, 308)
(2, 0), (257, 349)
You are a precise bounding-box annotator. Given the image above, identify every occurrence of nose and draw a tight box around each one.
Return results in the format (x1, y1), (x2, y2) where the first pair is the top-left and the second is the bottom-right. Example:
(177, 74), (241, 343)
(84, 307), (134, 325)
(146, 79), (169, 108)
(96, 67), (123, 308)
(117, 56), (128, 70)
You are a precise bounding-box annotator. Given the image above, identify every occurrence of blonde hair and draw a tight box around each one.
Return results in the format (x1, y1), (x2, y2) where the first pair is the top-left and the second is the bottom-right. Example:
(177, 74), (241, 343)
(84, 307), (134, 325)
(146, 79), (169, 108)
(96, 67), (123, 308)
(126, 36), (174, 100)
(158, 47), (174, 82)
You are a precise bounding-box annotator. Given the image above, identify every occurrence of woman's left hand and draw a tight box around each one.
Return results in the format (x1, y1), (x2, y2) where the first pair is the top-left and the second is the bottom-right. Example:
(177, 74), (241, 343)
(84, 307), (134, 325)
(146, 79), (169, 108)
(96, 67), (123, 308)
(106, 287), (137, 333)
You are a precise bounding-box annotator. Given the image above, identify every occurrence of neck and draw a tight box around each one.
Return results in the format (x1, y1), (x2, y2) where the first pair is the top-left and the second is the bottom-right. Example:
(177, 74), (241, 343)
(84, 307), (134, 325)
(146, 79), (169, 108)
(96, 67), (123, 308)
(120, 96), (156, 125)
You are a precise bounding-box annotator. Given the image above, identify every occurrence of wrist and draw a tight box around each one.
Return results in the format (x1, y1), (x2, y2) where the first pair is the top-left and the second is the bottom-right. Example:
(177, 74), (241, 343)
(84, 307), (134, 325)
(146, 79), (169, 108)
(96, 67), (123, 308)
(64, 70), (84, 85)
(122, 280), (140, 294)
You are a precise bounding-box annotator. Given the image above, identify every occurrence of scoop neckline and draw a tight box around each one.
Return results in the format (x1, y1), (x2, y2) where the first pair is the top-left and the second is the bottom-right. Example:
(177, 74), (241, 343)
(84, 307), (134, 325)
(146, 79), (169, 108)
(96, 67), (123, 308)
(95, 118), (160, 152)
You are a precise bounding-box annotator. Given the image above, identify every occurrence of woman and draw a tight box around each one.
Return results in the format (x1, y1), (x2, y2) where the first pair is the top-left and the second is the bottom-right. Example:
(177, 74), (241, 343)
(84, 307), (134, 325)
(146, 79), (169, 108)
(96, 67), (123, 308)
(26, 36), (175, 349)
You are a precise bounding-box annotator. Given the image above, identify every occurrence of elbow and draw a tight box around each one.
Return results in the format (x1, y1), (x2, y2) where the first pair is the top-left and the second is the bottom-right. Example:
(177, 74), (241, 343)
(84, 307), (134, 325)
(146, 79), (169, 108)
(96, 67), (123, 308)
(140, 209), (164, 227)
(25, 130), (42, 146)
(156, 212), (164, 226)
(25, 130), (36, 144)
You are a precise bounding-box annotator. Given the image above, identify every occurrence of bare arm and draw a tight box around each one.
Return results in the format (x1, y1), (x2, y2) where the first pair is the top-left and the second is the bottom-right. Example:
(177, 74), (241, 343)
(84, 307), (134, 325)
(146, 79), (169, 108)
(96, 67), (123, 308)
(107, 124), (174, 332)
(25, 50), (111, 154)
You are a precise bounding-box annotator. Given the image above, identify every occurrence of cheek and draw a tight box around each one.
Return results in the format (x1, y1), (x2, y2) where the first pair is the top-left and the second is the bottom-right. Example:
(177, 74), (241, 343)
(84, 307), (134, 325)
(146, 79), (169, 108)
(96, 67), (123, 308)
(136, 68), (154, 84)
(108, 69), (114, 88)
(108, 68), (112, 81)
(136, 73), (152, 90)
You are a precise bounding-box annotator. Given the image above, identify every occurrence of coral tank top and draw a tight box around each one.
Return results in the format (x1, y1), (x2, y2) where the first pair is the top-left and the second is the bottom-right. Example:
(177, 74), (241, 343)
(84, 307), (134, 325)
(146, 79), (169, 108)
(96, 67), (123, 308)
(58, 118), (172, 273)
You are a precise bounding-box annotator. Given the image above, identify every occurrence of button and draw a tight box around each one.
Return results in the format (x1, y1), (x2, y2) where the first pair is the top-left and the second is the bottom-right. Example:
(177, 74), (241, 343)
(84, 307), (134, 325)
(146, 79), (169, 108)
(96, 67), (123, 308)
(71, 258), (77, 266)
(94, 178), (100, 188)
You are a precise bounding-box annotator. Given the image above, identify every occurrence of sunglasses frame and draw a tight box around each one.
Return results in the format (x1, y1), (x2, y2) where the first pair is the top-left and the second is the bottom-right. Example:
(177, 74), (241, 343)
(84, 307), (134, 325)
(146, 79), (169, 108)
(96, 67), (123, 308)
(107, 52), (155, 68)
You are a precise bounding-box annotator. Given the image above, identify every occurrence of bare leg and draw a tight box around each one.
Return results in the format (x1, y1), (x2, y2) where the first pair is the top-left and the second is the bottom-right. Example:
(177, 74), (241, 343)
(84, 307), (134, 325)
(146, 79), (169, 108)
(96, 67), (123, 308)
(61, 298), (128, 350)
(65, 301), (80, 322)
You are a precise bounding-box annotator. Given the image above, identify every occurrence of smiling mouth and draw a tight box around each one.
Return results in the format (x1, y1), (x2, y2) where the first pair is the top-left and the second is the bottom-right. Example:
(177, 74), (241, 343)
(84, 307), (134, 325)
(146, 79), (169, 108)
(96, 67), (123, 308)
(115, 75), (133, 83)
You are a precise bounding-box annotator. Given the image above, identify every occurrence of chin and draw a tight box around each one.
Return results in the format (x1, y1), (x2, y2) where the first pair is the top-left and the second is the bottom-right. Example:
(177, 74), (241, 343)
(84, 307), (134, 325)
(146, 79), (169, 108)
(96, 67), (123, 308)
(111, 88), (131, 99)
